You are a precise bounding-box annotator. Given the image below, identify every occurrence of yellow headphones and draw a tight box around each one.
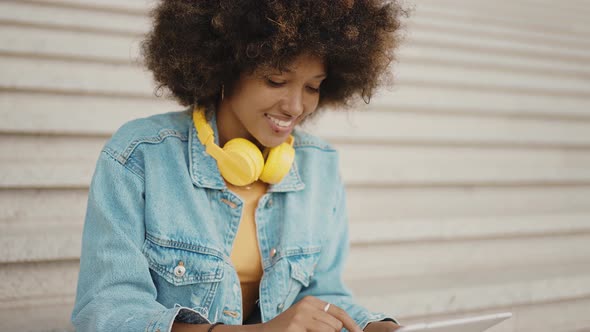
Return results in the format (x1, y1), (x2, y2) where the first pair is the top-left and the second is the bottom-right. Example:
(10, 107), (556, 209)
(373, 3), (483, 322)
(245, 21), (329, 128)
(192, 105), (295, 186)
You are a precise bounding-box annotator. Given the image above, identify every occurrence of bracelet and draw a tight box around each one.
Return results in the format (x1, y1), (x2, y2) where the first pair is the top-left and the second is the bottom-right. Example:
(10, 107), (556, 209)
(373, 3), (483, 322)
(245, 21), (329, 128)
(207, 322), (224, 332)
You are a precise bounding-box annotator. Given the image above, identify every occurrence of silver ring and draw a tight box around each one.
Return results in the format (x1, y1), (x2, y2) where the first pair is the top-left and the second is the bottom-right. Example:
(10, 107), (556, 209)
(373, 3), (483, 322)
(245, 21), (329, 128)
(323, 303), (331, 312)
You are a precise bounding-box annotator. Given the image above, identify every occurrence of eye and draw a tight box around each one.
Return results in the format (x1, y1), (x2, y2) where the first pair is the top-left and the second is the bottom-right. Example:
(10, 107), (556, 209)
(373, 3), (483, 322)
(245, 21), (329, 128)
(306, 86), (320, 93)
(266, 77), (285, 87)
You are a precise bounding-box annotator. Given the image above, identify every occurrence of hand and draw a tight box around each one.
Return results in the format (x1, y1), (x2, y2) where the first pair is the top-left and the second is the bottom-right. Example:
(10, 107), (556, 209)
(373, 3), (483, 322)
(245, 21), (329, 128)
(364, 321), (402, 332)
(257, 296), (363, 332)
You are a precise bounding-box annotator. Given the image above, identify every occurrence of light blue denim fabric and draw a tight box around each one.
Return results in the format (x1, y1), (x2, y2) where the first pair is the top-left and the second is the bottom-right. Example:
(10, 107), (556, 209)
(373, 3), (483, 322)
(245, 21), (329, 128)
(71, 109), (397, 331)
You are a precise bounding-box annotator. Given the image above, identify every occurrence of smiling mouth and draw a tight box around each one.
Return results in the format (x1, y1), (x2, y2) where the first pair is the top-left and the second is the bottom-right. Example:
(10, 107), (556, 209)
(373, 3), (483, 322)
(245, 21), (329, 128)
(264, 114), (294, 128)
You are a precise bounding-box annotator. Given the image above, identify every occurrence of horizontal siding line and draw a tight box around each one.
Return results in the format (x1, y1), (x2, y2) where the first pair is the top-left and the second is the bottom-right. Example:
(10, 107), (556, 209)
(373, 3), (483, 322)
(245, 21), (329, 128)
(0, 184), (89, 190)
(409, 38), (590, 66)
(401, 57), (590, 81)
(346, 181), (590, 190)
(3, 79), (589, 102)
(0, 19), (142, 38)
(4, 48), (590, 83)
(521, 1), (590, 15)
(3, 22), (588, 74)
(350, 229), (590, 247)
(5, 181), (590, 192)
(0, 257), (79, 268)
(0, 129), (111, 139)
(410, 22), (590, 51)
(5, 0), (147, 16)
(2, 92), (590, 123)
(5, 110), (590, 137)
(0, 87), (156, 100)
(4, 46), (589, 82)
(402, 80), (590, 99)
(0, 50), (137, 66)
(427, 0), (590, 25)
(3, 131), (590, 151)
(0, 295), (75, 311)
(364, 106), (590, 122)
(333, 139), (590, 151)
(416, 7), (590, 41)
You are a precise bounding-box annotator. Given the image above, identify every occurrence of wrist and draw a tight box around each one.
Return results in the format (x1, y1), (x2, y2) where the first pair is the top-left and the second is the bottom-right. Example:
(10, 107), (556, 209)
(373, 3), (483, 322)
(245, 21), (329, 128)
(208, 322), (224, 332)
(215, 323), (263, 332)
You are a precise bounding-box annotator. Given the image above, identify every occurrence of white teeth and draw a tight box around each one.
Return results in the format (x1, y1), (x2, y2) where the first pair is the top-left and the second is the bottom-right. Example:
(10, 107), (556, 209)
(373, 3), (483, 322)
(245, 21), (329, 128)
(267, 115), (293, 128)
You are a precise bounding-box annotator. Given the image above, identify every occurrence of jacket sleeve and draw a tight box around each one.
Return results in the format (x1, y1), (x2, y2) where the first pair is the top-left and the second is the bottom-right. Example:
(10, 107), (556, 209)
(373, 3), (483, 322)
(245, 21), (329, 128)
(294, 178), (399, 331)
(71, 149), (207, 332)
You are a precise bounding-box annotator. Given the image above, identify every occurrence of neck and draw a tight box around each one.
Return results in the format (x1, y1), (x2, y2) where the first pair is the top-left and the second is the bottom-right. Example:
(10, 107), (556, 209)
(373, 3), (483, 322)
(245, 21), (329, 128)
(216, 101), (263, 151)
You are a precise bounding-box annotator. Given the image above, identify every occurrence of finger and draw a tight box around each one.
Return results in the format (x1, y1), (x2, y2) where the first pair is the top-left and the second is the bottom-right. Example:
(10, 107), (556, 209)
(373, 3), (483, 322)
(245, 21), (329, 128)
(303, 297), (362, 332)
(313, 311), (343, 331)
(323, 303), (362, 332)
(300, 296), (362, 332)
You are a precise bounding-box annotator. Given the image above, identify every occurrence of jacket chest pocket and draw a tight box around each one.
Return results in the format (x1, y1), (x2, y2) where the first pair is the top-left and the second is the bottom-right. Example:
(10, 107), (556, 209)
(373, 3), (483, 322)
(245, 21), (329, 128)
(278, 247), (322, 311)
(142, 237), (225, 316)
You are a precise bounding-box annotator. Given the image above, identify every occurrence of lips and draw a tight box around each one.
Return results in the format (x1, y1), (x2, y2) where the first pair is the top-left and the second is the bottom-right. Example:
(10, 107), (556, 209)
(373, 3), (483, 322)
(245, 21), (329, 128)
(265, 113), (294, 128)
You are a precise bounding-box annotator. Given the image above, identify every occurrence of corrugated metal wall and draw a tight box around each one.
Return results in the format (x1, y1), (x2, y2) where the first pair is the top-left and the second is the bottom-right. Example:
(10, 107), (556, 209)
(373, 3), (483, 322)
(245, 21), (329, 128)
(1, 0), (589, 331)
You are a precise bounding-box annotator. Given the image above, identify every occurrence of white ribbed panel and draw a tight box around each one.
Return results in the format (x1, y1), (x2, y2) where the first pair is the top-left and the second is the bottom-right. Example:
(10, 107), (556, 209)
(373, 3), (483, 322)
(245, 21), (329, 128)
(1, 0), (589, 331)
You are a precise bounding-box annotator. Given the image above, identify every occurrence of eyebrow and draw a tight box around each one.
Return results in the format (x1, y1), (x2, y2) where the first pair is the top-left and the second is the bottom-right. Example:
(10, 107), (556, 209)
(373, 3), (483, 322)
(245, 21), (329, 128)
(276, 68), (327, 79)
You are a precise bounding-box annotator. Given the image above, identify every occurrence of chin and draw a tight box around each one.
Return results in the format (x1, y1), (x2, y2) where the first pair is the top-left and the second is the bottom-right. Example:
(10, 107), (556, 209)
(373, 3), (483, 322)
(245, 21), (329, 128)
(256, 135), (288, 149)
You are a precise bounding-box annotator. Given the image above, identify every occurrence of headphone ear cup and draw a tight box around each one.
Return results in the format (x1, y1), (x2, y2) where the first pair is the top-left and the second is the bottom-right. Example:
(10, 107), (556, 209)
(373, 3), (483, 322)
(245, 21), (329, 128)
(259, 142), (295, 184)
(221, 138), (264, 186)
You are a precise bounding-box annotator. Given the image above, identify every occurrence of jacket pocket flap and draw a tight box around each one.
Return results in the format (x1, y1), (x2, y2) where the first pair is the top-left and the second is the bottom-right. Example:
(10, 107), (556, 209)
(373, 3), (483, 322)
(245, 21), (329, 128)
(142, 237), (225, 286)
(287, 251), (321, 288)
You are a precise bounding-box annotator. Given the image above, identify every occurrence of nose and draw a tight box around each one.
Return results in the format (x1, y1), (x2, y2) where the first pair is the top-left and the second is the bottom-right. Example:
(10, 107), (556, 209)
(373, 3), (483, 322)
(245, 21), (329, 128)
(280, 88), (304, 118)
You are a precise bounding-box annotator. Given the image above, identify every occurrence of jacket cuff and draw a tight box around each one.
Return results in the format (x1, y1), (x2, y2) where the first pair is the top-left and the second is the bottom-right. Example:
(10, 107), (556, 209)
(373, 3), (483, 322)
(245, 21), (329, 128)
(147, 306), (210, 332)
(358, 313), (400, 331)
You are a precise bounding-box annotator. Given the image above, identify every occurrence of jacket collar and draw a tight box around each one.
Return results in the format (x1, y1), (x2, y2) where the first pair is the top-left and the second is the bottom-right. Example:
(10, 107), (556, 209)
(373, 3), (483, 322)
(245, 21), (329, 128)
(188, 109), (305, 193)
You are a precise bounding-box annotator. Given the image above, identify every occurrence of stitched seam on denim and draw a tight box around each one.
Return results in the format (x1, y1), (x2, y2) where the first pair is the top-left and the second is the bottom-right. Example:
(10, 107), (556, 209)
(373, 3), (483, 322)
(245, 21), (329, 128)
(279, 277), (298, 311)
(125, 156), (145, 178)
(267, 246), (322, 268)
(155, 309), (170, 332)
(119, 130), (188, 162)
(146, 258), (224, 284)
(145, 233), (226, 260)
(201, 281), (219, 314)
(293, 143), (337, 151)
(102, 148), (145, 183)
(143, 240), (225, 283)
(145, 308), (165, 332)
(268, 162), (305, 192)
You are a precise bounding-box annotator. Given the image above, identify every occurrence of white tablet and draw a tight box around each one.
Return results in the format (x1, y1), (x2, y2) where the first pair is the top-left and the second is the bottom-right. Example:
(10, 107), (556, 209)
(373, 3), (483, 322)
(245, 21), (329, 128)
(396, 312), (512, 332)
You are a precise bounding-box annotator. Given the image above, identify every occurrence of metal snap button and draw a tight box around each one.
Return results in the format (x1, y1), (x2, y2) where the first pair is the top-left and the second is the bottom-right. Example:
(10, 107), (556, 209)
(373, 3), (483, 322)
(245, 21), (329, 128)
(269, 248), (277, 258)
(174, 261), (186, 277)
(277, 303), (284, 311)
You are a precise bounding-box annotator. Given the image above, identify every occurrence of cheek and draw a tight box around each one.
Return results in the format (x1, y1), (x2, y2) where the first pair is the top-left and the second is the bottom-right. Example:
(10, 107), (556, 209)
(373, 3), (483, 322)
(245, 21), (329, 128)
(232, 89), (276, 114)
(304, 94), (320, 111)
(246, 86), (283, 108)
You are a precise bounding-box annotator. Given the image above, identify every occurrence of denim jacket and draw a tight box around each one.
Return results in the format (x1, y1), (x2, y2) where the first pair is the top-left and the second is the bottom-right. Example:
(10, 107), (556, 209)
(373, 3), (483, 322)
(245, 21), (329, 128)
(71, 109), (396, 331)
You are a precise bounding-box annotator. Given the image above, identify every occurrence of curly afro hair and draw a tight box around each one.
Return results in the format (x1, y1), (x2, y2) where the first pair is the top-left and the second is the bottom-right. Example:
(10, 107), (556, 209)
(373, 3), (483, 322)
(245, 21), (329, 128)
(141, 0), (407, 111)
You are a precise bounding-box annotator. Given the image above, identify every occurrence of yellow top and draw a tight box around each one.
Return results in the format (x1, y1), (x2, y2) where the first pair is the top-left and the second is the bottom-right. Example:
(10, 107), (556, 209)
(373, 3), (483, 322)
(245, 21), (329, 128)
(227, 180), (267, 320)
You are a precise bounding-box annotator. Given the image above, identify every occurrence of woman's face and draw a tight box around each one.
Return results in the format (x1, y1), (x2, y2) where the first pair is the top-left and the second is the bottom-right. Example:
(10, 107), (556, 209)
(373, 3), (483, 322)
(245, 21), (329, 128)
(217, 53), (327, 148)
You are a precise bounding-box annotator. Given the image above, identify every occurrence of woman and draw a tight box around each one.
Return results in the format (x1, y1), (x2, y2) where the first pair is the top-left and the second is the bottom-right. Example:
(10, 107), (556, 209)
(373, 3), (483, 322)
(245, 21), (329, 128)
(71, 0), (406, 331)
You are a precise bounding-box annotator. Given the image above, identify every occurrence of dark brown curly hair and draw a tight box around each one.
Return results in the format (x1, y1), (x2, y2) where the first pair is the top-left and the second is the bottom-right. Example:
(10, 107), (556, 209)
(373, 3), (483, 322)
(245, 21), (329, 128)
(141, 0), (407, 111)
